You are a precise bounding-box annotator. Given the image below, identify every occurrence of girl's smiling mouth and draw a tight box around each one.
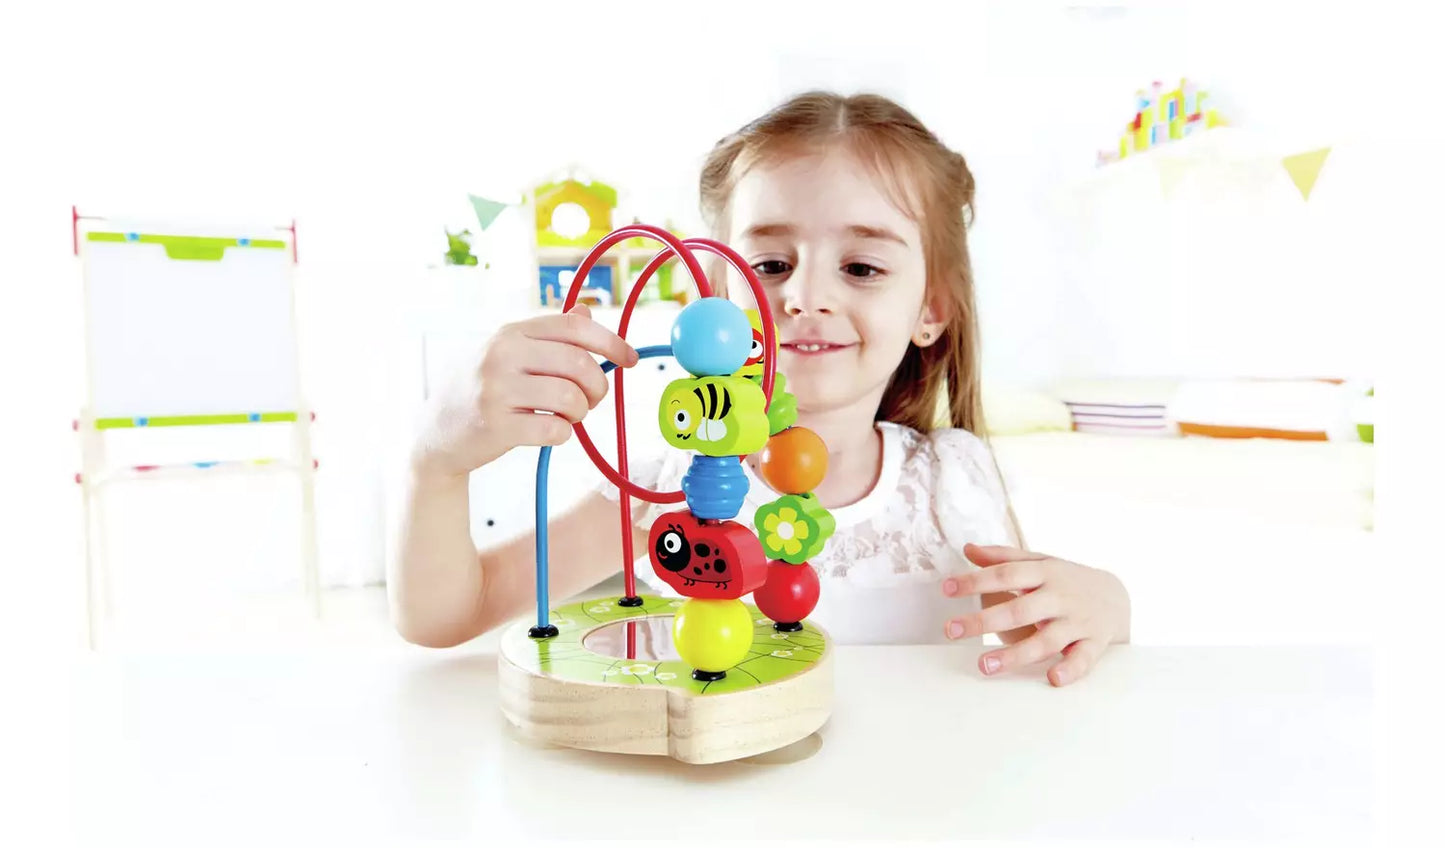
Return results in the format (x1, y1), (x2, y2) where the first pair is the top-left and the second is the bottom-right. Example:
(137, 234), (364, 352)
(782, 340), (856, 355)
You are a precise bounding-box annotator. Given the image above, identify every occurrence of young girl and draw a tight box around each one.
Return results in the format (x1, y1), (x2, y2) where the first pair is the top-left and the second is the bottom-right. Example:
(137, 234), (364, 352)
(391, 91), (1130, 687)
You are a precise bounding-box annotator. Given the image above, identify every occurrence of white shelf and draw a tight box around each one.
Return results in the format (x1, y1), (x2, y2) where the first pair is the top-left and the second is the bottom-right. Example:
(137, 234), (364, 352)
(1099, 125), (1342, 187)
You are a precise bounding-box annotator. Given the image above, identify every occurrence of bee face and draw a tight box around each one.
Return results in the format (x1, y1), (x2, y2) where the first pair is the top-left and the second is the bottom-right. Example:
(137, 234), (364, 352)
(664, 387), (703, 441)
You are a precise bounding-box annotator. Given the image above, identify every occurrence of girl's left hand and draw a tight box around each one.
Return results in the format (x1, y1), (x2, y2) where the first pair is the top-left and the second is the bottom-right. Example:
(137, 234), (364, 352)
(941, 543), (1131, 687)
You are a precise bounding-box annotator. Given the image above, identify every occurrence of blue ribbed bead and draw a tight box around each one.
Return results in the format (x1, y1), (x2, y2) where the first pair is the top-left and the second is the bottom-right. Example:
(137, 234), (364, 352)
(681, 454), (749, 520)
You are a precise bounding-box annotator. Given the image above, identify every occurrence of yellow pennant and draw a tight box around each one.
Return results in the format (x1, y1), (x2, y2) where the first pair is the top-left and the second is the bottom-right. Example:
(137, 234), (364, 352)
(1282, 147), (1332, 200)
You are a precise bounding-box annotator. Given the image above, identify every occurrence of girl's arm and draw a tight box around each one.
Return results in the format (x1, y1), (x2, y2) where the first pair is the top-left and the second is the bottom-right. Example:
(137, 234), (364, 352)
(387, 302), (643, 647)
(389, 472), (648, 647)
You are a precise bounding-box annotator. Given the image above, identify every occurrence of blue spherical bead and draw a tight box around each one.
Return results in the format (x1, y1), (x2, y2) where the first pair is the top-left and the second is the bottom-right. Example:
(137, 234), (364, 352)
(682, 455), (749, 521)
(671, 297), (753, 377)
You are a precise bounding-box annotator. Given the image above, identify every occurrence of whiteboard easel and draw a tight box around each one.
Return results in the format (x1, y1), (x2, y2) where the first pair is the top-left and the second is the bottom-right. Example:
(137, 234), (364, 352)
(72, 207), (320, 648)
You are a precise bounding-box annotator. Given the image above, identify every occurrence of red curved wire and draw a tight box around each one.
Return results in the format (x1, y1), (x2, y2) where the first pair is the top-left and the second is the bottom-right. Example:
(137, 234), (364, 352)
(556, 225), (780, 598)
(561, 226), (707, 504)
(608, 237), (778, 596)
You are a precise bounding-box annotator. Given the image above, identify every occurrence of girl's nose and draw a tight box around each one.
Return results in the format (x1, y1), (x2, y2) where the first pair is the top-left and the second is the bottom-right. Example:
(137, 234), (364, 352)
(782, 262), (836, 316)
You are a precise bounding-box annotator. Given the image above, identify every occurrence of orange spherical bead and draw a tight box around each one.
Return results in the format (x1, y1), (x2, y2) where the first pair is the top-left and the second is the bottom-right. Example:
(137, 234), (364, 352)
(757, 426), (828, 495)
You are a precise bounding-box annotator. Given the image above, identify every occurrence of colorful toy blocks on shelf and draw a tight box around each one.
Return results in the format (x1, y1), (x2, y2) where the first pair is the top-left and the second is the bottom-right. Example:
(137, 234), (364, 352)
(1099, 77), (1227, 166)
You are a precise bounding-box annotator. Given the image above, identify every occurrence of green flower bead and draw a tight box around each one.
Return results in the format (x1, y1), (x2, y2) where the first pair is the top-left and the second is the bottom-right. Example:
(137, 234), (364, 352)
(753, 493), (836, 564)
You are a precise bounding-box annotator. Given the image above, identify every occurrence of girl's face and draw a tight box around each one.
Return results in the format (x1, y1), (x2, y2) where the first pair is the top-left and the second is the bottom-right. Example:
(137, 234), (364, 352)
(726, 146), (941, 418)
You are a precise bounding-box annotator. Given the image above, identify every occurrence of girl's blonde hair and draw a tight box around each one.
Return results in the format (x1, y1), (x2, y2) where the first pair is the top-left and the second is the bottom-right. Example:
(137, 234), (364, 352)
(699, 91), (1024, 546)
(698, 90), (986, 437)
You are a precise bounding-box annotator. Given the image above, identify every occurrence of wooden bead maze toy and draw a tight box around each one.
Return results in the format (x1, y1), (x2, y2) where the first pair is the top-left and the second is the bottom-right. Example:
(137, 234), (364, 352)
(498, 224), (837, 764)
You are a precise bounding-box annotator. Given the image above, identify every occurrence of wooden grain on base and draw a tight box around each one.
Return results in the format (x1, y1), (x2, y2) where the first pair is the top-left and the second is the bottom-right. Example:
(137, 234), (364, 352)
(497, 600), (834, 765)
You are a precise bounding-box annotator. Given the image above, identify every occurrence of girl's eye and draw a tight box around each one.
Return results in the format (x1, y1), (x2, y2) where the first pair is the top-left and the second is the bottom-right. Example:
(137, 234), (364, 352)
(751, 260), (791, 278)
(842, 262), (883, 279)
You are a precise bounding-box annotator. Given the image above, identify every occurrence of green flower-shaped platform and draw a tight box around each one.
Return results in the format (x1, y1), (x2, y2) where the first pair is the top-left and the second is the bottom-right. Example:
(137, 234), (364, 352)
(500, 594), (827, 695)
(498, 593), (834, 764)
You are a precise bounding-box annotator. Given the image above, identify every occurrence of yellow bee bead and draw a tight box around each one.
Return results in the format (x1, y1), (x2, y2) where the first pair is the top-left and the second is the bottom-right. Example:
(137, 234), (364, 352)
(658, 375), (768, 457)
(672, 598), (754, 677)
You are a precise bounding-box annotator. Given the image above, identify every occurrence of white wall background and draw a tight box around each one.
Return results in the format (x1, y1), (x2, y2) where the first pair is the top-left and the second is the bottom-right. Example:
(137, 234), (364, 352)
(1, 2), (1435, 634)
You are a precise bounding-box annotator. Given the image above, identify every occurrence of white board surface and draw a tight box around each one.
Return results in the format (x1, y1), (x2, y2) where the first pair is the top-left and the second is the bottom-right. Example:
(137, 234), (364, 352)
(83, 234), (301, 419)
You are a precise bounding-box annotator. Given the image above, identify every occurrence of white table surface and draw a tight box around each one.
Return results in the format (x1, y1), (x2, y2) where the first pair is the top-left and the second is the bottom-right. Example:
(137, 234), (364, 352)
(68, 640), (1374, 842)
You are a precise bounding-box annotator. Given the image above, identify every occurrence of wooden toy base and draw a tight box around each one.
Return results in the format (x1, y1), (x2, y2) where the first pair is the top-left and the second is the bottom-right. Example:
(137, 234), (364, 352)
(498, 594), (833, 765)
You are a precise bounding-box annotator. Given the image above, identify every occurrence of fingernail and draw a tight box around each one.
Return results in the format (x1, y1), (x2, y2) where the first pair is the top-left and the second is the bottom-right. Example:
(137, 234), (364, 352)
(942, 578), (959, 596)
(982, 656), (1001, 675)
(947, 621), (964, 639)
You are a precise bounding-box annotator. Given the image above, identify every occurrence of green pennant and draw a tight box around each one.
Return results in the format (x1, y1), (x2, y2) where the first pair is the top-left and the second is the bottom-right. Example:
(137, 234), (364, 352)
(468, 194), (510, 230)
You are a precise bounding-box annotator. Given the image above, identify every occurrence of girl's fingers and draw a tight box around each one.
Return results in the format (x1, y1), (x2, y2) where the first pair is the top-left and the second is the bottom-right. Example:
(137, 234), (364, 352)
(524, 307), (639, 368)
(1047, 638), (1108, 687)
(509, 411), (573, 448)
(508, 375), (591, 423)
(963, 543), (1050, 567)
(943, 559), (1048, 598)
(522, 339), (612, 408)
(945, 589), (1058, 640)
(976, 621), (1076, 676)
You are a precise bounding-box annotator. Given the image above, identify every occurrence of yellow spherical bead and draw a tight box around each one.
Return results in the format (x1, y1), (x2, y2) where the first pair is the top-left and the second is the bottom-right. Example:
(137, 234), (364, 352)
(672, 598), (753, 673)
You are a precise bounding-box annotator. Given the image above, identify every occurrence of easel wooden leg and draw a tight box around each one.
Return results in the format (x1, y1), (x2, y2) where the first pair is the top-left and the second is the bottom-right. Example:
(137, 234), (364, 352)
(82, 484), (100, 651)
(295, 413), (321, 619)
(300, 468), (321, 619)
(79, 424), (114, 650)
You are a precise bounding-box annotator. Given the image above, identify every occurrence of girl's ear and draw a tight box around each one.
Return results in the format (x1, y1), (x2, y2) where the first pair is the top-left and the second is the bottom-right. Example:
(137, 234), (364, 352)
(913, 288), (950, 347)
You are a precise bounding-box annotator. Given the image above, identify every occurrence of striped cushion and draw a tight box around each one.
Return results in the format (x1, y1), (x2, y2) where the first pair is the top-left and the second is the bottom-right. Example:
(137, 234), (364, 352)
(1051, 379), (1181, 437)
(1064, 401), (1173, 436)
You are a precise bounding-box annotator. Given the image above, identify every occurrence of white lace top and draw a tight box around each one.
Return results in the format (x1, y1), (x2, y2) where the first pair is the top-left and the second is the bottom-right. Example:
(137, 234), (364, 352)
(595, 422), (1018, 645)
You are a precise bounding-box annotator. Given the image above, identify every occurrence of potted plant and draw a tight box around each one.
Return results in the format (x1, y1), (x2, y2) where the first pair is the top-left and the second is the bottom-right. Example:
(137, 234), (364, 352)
(443, 228), (487, 268)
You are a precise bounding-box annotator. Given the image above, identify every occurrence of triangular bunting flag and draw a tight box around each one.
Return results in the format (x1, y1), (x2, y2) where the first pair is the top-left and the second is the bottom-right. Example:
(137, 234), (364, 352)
(1281, 147), (1331, 201)
(1156, 157), (1190, 198)
(468, 194), (510, 230)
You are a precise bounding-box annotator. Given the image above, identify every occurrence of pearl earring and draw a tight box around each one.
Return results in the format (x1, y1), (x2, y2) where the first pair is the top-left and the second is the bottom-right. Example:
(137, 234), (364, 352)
(921, 331), (932, 341)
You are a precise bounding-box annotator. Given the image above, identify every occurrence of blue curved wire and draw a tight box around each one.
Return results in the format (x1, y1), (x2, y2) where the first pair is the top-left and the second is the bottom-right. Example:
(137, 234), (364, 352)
(534, 344), (675, 633)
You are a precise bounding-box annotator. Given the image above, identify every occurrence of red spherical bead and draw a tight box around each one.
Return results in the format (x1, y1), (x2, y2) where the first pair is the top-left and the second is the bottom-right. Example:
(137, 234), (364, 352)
(752, 559), (820, 625)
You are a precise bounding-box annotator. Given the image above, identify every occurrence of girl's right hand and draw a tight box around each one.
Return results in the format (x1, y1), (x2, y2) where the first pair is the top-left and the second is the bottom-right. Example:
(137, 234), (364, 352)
(412, 303), (639, 481)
